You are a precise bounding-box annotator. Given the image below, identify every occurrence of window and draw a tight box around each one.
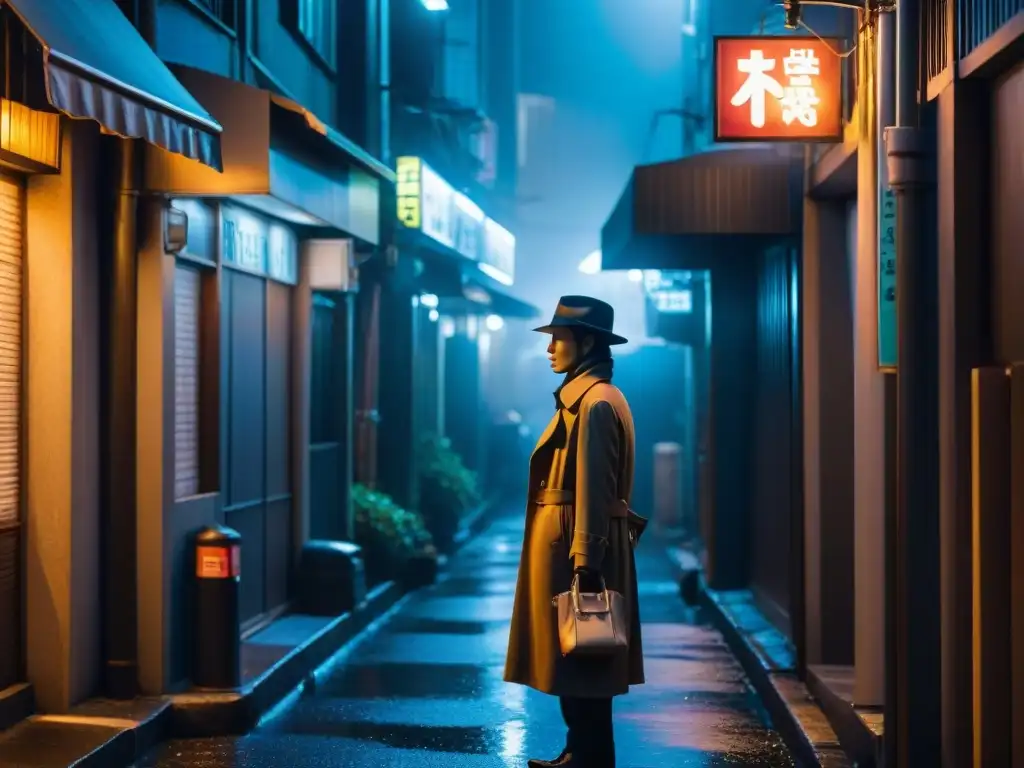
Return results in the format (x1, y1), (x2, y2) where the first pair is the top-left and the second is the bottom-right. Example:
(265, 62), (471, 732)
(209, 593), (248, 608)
(174, 265), (202, 500)
(297, 0), (337, 68)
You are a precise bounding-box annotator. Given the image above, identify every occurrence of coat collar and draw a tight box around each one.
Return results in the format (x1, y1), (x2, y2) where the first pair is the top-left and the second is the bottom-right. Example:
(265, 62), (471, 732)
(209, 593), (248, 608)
(554, 360), (612, 410)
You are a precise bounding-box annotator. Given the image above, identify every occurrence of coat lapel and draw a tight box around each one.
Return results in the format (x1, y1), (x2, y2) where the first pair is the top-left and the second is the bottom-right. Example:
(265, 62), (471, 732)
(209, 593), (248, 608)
(529, 360), (612, 464)
(530, 410), (561, 462)
(557, 361), (612, 411)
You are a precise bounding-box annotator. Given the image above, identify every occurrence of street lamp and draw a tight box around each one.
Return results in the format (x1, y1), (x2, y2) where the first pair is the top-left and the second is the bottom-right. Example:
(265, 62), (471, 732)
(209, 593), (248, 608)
(578, 250), (602, 275)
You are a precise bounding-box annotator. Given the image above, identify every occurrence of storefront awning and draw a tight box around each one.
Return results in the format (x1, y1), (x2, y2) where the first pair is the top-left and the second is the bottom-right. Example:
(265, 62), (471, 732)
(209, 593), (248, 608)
(601, 146), (802, 271)
(5, 0), (223, 170)
(413, 243), (538, 319)
(144, 67), (392, 245)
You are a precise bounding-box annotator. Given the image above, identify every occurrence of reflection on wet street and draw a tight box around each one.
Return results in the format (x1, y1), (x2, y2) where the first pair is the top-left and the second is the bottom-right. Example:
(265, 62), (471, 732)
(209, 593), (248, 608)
(135, 512), (793, 767)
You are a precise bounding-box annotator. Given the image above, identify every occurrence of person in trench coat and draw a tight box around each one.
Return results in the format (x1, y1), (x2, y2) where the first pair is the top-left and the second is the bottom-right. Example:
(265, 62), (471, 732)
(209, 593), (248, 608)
(504, 295), (644, 768)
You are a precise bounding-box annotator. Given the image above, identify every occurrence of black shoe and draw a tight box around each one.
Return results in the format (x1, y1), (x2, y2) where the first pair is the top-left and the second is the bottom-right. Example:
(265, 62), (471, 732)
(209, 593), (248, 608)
(527, 750), (571, 768)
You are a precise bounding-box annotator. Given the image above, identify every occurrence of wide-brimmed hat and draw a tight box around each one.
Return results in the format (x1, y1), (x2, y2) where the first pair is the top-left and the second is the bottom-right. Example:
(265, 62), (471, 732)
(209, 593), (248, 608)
(532, 295), (628, 345)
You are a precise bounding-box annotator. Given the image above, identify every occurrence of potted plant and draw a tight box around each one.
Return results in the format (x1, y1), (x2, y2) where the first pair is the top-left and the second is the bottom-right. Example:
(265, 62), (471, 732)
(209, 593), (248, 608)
(352, 484), (438, 588)
(417, 434), (482, 553)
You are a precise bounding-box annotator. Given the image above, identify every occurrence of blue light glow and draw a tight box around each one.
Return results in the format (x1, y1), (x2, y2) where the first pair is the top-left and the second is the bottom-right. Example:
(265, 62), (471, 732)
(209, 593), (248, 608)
(421, 0), (449, 9)
(578, 249), (602, 275)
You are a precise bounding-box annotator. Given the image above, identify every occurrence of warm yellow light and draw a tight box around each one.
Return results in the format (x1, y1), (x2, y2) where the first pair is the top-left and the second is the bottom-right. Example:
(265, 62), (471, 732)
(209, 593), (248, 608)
(395, 155), (422, 229)
(0, 98), (60, 171)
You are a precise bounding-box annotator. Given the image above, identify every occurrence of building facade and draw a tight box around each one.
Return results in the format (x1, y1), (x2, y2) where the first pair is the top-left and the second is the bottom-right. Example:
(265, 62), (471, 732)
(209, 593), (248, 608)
(121, 0), (394, 696)
(603, 0), (1023, 763)
(0, 0), (224, 720)
(358, 0), (534, 514)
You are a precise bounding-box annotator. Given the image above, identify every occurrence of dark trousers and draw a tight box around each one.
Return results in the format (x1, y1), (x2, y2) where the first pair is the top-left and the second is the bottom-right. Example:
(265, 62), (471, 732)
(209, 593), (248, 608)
(560, 696), (615, 768)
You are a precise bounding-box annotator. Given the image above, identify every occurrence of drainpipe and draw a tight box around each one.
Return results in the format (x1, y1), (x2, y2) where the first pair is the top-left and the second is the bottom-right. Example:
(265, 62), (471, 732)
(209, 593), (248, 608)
(103, 138), (141, 701)
(101, 0), (153, 701)
(883, 0), (940, 761)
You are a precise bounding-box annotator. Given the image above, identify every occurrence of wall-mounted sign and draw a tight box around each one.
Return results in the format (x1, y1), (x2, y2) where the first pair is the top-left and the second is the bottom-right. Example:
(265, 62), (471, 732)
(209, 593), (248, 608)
(395, 156), (489, 263)
(877, 186), (897, 370)
(643, 270), (693, 313)
(714, 36), (843, 142)
(396, 156), (422, 230)
(221, 204), (298, 285)
(481, 218), (515, 286)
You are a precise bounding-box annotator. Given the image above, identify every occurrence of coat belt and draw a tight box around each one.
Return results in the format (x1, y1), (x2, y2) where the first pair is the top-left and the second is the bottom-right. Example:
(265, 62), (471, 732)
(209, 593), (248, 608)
(534, 488), (628, 517)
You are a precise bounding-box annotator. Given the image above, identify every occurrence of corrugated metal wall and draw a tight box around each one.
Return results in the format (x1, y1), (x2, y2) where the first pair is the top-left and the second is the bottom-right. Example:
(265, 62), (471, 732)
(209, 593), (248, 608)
(751, 245), (797, 633)
(991, 59), (1024, 362)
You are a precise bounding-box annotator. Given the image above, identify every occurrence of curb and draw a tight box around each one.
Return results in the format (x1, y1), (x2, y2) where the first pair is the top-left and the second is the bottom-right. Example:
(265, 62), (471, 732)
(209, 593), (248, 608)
(7, 581), (406, 768)
(0, 506), (498, 767)
(168, 579), (405, 737)
(668, 548), (851, 768)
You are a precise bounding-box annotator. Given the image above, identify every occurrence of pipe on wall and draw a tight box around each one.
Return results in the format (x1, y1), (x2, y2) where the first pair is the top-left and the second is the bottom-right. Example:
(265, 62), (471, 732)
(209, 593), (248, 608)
(99, 0), (154, 701)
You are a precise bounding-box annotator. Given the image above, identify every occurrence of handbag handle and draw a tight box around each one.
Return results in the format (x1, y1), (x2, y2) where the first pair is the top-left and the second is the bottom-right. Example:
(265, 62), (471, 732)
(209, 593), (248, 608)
(571, 573), (611, 617)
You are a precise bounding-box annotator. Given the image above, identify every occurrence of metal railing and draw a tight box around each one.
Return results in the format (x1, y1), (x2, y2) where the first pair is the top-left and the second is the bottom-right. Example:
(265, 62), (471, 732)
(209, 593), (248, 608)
(957, 0), (1023, 59)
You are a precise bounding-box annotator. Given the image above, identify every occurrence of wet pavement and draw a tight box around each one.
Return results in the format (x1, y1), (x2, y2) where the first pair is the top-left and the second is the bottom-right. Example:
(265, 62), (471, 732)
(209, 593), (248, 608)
(134, 512), (794, 767)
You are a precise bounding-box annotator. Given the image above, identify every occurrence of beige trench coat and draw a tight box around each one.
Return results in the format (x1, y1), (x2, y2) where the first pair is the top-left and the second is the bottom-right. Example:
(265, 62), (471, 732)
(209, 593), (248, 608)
(503, 361), (644, 698)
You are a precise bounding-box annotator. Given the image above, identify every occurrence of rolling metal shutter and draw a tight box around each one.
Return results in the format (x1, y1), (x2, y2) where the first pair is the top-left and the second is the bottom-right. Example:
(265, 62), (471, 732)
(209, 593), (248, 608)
(174, 265), (201, 500)
(0, 174), (22, 688)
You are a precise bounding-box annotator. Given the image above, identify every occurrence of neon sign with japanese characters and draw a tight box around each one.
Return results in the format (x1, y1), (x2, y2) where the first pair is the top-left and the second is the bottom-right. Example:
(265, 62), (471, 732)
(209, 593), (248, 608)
(714, 36), (843, 142)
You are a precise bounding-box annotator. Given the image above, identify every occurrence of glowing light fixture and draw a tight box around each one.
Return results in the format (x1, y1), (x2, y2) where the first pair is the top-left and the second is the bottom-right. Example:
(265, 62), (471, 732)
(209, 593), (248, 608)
(421, 0), (449, 9)
(0, 98), (60, 171)
(420, 293), (439, 308)
(485, 314), (505, 332)
(578, 250), (602, 275)
(627, 269), (643, 282)
(429, 309), (440, 322)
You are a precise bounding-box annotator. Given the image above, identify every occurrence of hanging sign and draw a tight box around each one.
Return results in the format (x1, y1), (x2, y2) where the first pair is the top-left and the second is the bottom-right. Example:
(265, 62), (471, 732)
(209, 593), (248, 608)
(714, 35), (844, 142)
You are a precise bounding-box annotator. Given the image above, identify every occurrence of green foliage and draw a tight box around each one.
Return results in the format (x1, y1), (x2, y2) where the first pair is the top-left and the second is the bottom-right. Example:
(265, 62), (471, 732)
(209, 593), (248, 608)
(417, 433), (482, 512)
(351, 484), (436, 577)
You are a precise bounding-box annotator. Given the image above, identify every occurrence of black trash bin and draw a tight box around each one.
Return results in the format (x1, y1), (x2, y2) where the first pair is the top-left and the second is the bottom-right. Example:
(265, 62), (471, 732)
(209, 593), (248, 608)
(192, 525), (242, 689)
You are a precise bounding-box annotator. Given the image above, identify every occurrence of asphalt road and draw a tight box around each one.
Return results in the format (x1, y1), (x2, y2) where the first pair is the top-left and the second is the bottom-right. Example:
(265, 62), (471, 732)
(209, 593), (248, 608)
(133, 511), (793, 767)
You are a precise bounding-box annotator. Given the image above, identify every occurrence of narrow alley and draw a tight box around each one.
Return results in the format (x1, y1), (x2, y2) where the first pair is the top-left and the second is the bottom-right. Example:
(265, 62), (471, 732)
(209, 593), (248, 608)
(135, 512), (793, 767)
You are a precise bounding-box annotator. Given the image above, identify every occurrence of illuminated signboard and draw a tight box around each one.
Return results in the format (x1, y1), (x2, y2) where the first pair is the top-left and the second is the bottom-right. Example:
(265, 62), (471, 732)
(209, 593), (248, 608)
(396, 156), (422, 229)
(451, 194), (484, 261)
(877, 184), (897, 370)
(714, 36), (843, 142)
(480, 218), (515, 286)
(643, 270), (692, 313)
(394, 156), (487, 262)
(421, 162), (455, 248)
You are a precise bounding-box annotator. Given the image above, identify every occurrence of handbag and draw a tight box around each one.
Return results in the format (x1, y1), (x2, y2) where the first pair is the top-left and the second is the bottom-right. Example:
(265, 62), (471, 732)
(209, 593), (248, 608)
(551, 573), (630, 658)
